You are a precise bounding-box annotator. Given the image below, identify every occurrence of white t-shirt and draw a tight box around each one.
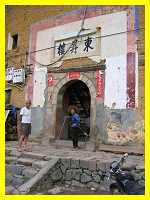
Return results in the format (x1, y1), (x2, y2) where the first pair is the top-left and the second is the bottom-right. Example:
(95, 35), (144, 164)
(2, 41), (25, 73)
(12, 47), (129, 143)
(20, 107), (31, 124)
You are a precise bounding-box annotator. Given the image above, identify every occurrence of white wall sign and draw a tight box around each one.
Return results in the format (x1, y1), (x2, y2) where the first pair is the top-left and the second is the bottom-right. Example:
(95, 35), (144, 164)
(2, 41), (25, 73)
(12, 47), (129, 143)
(6, 67), (14, 81)
(12, 69), (25, 83)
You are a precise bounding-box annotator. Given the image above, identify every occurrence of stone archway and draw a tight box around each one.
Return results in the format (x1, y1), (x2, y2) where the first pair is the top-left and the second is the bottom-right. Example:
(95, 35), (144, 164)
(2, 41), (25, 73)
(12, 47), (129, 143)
(50, 73), (96, 140)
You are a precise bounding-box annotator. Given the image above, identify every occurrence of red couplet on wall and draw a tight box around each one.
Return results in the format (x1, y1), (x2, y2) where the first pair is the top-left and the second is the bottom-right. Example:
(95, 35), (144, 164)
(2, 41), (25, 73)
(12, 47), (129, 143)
(96, 70), (104, 98)
(48, 74), (53, 86)
(126, 53), (135, 108)
(67, 72), (80, 79)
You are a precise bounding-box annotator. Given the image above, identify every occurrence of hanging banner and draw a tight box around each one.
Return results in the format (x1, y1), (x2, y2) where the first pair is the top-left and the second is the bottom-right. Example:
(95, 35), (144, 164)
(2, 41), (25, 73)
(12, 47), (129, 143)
(96, 70), (104, 98)
(67, 71), (80, 79)
(48, 74), (53, 87)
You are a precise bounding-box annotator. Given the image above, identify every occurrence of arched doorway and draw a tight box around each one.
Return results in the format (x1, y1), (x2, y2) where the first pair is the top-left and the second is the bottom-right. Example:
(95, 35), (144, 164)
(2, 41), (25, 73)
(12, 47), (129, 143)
(55, 80), (91, 140)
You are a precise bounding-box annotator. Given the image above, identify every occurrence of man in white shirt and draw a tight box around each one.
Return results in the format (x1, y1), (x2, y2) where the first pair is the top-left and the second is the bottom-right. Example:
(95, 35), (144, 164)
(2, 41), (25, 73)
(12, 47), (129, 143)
(18, 100), (31, 151)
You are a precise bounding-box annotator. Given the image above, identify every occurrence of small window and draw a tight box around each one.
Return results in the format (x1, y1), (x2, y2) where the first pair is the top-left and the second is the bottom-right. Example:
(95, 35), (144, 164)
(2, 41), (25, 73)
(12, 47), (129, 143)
(12, 34), (18, 49)
(7, 33), (18, 50)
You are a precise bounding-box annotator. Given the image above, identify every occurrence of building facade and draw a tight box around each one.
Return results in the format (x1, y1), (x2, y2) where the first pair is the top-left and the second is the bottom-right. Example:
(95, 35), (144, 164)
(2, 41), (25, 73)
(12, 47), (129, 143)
(5, 6), (145, 145)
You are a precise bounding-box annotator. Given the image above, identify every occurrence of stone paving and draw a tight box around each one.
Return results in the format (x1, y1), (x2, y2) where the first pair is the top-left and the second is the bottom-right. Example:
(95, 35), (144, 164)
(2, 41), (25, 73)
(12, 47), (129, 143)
(5, 140), (144, 194)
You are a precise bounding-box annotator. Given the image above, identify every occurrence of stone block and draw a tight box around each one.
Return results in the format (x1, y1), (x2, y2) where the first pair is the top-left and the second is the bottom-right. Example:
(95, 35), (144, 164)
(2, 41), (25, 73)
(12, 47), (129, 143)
(50, 168), (62, 181)
(83, 169), (92, 176)
(22, 168), (37, 178)
(134, 173), (143, 181)
(138, 180), (145, 187)
(82, 76), (88, 83)
(65, 169), (73, 181)
(22, 152), (46, 160)
(61, 158), (71, 169)
(71, 180), (85, 188)
(12, 175), (25, 187)
(97, 170), (103, 176)
(48, 186), (62, 194)
(6, 173), (13, 185)
(88, 160), (97, 171)
(60, 164), (67, 174)
(80, 173), (92, 183)
(96, 161), (110, 172)
(32, 160), (48, 169)
(122, 162), (137, 171)
(80, 160), (89, 169)
(17, 158), (33, 166)
(6, 156), (18, 163)
(6, 186), (15, 194)
(65, 181), (72, 186)
(86, 182), (100, 190)
(72, 169), (82, 181)
(136, 164), (145, 170)
(70, 159), (80, 169)
(10, 151), (22, 158)
(98, 180), (110, 192)
(92, 172), (101, 183)
(6, 164), (25, 175)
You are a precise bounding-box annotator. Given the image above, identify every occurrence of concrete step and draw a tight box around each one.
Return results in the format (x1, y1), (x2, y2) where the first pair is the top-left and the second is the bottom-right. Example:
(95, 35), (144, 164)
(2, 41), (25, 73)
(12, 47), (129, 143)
(6, 164), (25, 175)
(6, 148), (17, 156)
(17, 158), (34, 166)
(22, 168), (38, 178)
(32, 160), (48, 169)
(6, 156), (18, 163)
(16, 157), (48, 169)
(21, 152), (46, 160)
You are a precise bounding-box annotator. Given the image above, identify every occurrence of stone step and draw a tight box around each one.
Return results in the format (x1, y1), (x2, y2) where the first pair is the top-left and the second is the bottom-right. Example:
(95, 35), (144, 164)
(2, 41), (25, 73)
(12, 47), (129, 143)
(21, 152), (46, 160)
(6, 148), (18, 155)
(32, 160), (48, 169)
(6, 156), (18, 163)
(17, 158), (34, 166)
(22, 168), (38, 178)
(6, 164), (25, 175)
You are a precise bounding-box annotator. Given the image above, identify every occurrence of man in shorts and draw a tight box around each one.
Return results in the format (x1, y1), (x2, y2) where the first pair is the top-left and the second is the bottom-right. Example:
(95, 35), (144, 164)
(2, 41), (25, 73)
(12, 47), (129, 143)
(18, 100), (31, 151)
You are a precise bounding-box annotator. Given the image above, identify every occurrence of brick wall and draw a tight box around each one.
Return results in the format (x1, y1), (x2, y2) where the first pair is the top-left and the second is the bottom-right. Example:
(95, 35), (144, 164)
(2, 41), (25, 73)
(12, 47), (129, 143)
(5, 5), (80, 107)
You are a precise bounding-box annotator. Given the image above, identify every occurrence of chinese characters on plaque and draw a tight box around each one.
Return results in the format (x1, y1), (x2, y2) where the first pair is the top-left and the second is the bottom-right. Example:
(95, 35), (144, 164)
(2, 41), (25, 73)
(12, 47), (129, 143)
(55, 33), (97, 58)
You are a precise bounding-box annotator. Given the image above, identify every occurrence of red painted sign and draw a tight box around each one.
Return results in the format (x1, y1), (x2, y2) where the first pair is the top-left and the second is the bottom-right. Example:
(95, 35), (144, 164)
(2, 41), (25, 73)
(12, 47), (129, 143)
(126, 53), (135, 108)
(48, 74), (53, 86)
(96, 70), (104, 98)
(67, 72), (80, 79)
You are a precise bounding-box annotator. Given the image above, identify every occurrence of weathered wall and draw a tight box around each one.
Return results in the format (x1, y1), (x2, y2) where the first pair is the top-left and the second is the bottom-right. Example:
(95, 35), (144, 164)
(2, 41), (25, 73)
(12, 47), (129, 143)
(30, 156), (144, 194)
(30, 9), (128, 109)
(5, 5), (144, 112)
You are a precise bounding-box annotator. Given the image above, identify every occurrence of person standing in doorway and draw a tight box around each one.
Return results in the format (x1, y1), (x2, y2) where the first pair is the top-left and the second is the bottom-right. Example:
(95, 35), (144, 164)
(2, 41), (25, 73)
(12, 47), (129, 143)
(18, 100), (32, 152)
(69, 106), (80, 149)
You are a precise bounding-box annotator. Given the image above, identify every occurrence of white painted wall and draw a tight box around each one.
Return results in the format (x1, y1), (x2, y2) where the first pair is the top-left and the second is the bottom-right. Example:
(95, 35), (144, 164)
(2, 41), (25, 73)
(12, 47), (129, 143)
(105, 55), (127, 108)
(32, 68), (47, 107)
(31, 11), (129, 108)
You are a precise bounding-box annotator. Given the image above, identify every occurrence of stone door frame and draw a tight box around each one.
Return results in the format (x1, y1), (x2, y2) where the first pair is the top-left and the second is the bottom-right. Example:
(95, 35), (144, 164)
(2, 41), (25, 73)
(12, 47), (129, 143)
(50, 73), (96, 139)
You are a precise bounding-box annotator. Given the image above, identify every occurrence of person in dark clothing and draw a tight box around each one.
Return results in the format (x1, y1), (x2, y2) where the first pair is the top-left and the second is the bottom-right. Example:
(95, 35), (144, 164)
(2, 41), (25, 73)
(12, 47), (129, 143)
(69, 106), (80, 149)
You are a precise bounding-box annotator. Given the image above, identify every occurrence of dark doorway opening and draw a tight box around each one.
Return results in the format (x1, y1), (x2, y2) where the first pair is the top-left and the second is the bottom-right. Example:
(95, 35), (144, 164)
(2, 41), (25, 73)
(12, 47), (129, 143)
(55, 80), (91, 140)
